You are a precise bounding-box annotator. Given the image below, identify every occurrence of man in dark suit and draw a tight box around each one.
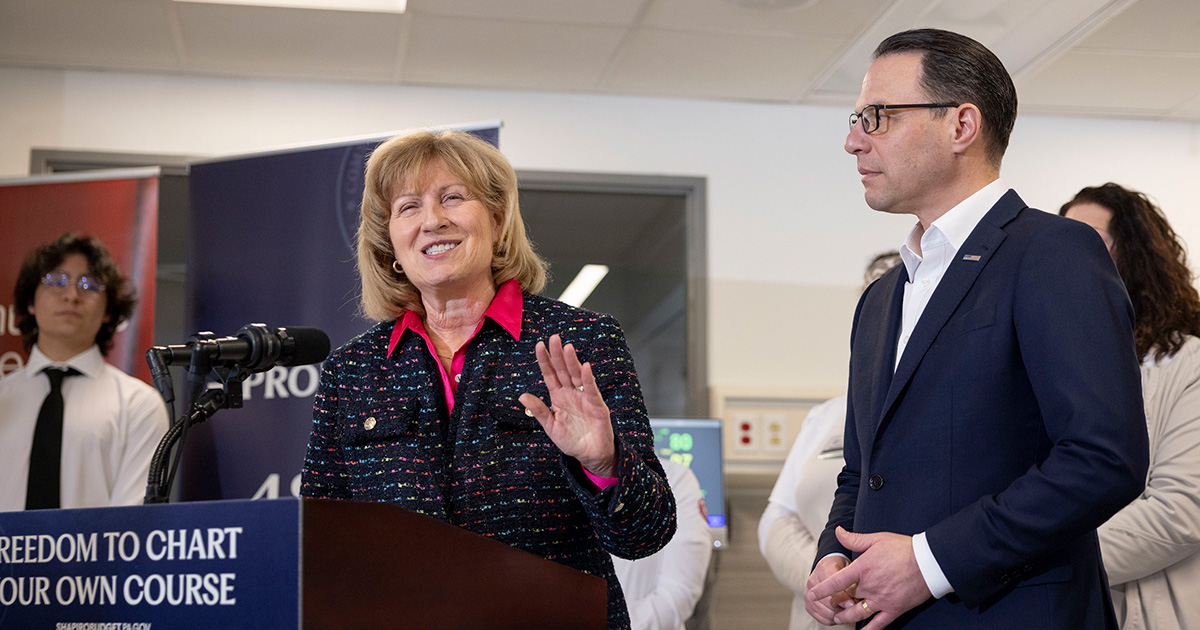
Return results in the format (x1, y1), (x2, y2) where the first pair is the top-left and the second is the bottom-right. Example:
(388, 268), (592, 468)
(803, 29), (1149, 629)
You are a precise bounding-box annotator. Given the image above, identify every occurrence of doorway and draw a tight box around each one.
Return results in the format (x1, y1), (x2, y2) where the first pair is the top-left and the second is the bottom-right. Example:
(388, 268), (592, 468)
(518, 171), (707, 417)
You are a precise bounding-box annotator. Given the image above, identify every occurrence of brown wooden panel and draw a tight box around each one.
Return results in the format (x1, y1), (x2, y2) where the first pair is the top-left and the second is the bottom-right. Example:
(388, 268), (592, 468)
(300, 498), (607, 630)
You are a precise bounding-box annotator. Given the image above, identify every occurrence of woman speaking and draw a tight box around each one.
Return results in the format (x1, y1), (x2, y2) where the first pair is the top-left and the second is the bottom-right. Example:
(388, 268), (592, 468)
(300, 129), (676, 630)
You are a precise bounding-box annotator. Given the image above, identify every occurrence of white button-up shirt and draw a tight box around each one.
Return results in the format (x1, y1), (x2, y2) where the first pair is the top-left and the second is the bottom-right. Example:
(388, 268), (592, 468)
(0, 345), (169, 511)
(896, 179), (1008, 369)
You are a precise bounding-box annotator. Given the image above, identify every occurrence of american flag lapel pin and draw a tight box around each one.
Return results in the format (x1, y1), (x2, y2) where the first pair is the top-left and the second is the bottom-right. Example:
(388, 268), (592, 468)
(962, 254), (982, 261)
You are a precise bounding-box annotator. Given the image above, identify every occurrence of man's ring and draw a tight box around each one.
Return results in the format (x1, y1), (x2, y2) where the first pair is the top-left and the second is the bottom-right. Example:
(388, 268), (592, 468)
(861, 600), (874, 615)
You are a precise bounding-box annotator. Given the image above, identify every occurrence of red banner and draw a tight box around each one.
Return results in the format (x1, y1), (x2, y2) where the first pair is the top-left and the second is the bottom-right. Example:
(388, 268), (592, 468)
(0, 170), (158, 382)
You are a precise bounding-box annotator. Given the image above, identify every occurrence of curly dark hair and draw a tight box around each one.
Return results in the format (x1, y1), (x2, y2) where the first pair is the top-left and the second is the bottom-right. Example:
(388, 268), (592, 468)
(14, 233), (138, 356)
(1059, 183), (1200, 362)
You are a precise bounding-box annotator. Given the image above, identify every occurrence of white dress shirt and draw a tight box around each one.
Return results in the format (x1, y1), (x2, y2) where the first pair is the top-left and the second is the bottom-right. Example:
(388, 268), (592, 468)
(0, 345), (170, 512)
(897, 178), (1009, 598)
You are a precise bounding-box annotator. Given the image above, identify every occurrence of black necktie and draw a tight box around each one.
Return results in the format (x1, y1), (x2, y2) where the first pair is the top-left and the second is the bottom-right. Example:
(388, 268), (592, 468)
(25, 366), (81, 510)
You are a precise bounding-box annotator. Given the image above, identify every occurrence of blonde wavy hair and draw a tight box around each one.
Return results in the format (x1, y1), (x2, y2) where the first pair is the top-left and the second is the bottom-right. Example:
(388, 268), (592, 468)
(357, 129), (547, 321)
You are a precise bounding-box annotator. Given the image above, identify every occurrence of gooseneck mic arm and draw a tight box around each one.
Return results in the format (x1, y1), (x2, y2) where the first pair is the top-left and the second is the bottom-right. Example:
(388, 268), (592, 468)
(144, 388), (226, 504)
(143, 323), (330, 504)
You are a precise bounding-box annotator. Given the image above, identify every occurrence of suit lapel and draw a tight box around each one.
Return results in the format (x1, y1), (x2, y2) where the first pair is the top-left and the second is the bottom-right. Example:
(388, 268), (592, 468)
(867, 266), (906, 422)
(876, 191), (1026, 431)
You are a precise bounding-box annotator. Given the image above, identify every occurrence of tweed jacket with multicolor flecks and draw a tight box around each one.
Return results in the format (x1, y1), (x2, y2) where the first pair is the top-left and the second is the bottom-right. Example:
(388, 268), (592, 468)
(301, 292), (676, 630)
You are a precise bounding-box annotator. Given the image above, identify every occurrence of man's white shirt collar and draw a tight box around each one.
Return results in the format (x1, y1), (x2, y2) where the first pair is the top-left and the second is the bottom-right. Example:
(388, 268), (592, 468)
(26, 344), (104, 380)
(900, 178), (1008, 280)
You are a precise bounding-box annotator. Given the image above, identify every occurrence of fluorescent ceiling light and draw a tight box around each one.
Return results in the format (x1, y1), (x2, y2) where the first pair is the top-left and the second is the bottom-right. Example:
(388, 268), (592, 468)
(175, 0), (406, 14)
(557, 265), (609, 308)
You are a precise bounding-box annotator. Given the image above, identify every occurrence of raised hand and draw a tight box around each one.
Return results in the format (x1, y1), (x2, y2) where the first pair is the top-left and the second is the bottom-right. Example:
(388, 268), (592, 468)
(519, 334), (617, 477)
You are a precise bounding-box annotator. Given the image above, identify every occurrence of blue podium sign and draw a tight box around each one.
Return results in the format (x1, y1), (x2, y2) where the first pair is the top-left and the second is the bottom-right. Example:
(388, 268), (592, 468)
(1, 498), (606, 630)
(0, 499), (299, 629)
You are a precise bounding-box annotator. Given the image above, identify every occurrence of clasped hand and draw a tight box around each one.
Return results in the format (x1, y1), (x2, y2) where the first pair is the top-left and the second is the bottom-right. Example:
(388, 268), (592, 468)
(804, 527), (932, 629)
(519, 334), (618, 478)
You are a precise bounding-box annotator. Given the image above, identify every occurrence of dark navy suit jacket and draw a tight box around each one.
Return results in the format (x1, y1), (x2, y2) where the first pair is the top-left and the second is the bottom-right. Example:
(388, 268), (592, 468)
(817, 190), (1149, 629)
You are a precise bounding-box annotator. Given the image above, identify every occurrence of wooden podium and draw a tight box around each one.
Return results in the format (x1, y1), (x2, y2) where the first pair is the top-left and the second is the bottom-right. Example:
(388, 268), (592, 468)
(301, 499), (607, 629)
(0, 498), (607, 630)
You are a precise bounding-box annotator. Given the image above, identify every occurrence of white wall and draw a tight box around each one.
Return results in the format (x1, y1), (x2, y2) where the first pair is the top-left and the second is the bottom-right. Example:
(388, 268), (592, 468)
(3, 66), (1199, 399)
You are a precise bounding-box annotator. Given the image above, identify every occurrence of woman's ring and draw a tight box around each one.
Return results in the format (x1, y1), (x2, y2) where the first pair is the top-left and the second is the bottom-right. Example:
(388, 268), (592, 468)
(575, 385), (585, 392)
(861, 600), (874, 615)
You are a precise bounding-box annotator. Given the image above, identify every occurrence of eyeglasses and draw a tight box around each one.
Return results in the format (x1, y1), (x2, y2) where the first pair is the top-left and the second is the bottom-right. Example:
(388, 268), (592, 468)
(40, 272), (106, 295)
(849, 103), (959, 134)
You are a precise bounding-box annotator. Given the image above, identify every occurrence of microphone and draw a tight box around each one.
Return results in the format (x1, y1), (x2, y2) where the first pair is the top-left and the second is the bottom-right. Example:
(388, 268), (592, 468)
(149, 324), (331, 373)
(142, 324), (330, 505)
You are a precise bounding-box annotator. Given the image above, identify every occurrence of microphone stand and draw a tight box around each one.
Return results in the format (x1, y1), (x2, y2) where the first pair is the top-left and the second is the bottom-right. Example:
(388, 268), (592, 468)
(144, 388), (225, 503)
(144, 338), (250, 504)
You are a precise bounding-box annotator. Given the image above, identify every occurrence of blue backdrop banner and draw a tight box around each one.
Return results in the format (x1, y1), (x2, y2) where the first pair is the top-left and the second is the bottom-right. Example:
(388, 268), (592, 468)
(0, 499), (299, 628)
(180, 123), (501, 501)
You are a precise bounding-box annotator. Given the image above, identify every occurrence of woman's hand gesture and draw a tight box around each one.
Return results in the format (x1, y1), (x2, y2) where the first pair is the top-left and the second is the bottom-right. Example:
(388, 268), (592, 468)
(519, 334), (617, 478)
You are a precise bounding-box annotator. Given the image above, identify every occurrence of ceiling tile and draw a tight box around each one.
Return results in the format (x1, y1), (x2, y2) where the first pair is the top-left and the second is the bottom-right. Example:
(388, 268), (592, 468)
(1019, 49), (1200, 115)
(1169, 92), (1200, 119)
(176, 3), (403, 81)
(605, 28), (845, 101)
(0, 0), (180, 70)
(809, 65), (866, 101)
(401, 14), (625, 91)
(1078, 0), (1200, 54)
(0, 0), (1196, 122)
(406, 0), (646, 26)
(644, 0), (886, 37)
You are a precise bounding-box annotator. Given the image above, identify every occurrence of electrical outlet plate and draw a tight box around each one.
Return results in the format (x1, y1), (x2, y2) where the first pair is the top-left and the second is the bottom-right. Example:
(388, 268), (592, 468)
(733, 411), (758, 451)
(763, 412), (788, 451)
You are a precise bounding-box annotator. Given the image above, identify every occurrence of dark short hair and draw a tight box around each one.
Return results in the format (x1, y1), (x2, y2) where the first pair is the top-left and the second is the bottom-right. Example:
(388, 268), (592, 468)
(1059, 183), (1200, 362)
(14, 233), (137, 355)
(875, 28), (1018, 167)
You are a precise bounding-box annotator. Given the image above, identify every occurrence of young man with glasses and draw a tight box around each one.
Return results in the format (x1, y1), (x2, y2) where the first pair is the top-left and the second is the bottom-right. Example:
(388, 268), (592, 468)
(0, 233), (167, 512)
(804, 29), (1148, 629)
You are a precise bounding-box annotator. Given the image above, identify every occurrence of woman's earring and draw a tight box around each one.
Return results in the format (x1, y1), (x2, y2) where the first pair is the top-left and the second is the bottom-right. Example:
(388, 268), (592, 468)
(392, 260), (404, 275)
